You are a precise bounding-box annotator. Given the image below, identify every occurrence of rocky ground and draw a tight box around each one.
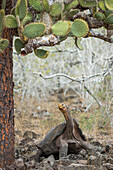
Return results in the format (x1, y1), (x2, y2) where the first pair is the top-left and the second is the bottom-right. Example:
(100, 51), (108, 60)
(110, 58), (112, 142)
(5, 92), (113, 170)
(6, 133), (113, 170)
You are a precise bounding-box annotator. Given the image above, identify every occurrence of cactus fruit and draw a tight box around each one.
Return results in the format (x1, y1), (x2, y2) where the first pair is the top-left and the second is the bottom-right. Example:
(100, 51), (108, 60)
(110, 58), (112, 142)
(50, 2), (62, 17)
(42, 0), (50, 13)
(14, 38), (25, 54)
(22, 12), (33, 25)
(75, 37), (83, 50)
(65, 0), (79, 10)
(105, 0), (113, 10)
(105, 14), (113, 24)
(15, 0), (27, 21)
(98, 0), (107, 11)
(28, 0), (43, 12)
(0, 9), (5, 33)
(34, 49), (49, 59)
(94, 12), (105, 21)
(0, 39), (9, 50)
(79, 0), (96, 7)
(23, 23), (46, 38)
(41, 11), (53, 34)
(51, 20), (71, 36)
(71, 19), (89, 37)
(4, 15), (17, 28)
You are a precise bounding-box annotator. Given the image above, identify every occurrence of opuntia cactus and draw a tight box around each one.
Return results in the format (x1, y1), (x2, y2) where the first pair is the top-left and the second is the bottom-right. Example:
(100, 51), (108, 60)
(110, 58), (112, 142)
(34, 49), (49, 59)
(52, 20), (71, 36)
(71, 19), (89, 37)
(14, 38), (25, 54)
(28, 0), (43, 12)
(23, 22), (46, 38)
(15, 0), (27, 21)
(104, 0), (113, 10)
(4, 15), (17, 28)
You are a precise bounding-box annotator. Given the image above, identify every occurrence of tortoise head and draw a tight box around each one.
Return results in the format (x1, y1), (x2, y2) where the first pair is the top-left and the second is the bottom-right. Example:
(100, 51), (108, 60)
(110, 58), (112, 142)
(58, 103), (69, 121)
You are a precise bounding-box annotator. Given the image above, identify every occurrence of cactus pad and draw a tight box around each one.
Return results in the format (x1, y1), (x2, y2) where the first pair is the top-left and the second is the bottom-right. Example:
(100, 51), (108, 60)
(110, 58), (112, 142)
(15, 0), (27, 21)
(66, 9), (80, 19)
(105, 10), (113, 18)
(14, 38), (25, 54)
(52, 20), (71, 36)
(0, 9), (5, 33)
(0, 39), (9, 50)
(105, 0), (113, 10)
(23, 23), (46, 38)
(71, 19), (89, 37)
(94, 12), (105, 21)
(28, 0), (43, 12)
(50, 2), (62, 16)
(22, 12), (33, 25)
(105, 14), (113, 24)
(79, 0), (96, 7)
(65, 0), (79, 10)
(34, 49), (49, 59)
(99, 0), (107, 11)
(42, 0), (50, 13)
(75, 37), (83, 50)
(11, 7), (16, 16)
(4, 15), (17, 28)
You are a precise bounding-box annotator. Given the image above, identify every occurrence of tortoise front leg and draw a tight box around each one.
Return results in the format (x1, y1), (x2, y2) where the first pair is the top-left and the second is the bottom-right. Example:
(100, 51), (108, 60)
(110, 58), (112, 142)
(59, 139), (68, 159)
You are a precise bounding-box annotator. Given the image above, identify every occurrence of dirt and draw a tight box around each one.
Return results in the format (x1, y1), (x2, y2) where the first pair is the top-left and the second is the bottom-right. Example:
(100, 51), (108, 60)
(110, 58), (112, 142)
(9, 93), (113, 169)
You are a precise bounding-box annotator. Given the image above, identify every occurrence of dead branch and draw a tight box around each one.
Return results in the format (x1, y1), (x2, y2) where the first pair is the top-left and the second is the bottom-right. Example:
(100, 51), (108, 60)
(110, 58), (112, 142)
(33, 72), (102, 107)
(89, 31), (113, 43)
(21, 34), (60, 55)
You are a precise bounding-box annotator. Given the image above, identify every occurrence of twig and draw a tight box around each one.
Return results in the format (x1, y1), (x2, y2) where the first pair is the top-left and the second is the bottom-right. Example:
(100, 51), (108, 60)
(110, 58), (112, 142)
(89, 31), (113, 43)
(34, 72), (102, 107)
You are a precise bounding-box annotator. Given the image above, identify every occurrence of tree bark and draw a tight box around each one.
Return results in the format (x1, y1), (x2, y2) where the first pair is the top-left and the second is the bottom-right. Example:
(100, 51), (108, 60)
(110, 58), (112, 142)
(0, 0), (16, 168)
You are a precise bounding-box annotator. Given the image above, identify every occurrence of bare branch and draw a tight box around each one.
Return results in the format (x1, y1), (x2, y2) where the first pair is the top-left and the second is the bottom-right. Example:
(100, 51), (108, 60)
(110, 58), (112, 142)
(21, 34), (60, 55)
(34, 72), (102, 107)
(89, 31), (113, 43)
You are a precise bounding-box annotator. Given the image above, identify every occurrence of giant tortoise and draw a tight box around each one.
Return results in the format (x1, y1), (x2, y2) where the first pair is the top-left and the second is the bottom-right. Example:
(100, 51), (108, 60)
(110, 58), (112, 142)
(35, 103), (94, 161)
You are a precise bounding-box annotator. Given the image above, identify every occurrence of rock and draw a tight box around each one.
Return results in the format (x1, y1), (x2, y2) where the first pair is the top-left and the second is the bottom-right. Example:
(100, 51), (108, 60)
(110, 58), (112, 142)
(46, 155), (55, 166)
(23, 130), (39, 139)
(103, 163), (113, 170)
(88, 155), (100, 166)
(107, 158), (113, 164)
(25, 160), (35, 169)
(68, 163), (95, 170)
(76, 160), (88, 165)
(40, 110), (50, 117)
(79, 149), (87, 157)
(66, 154), (77, 160)
(105, 143), (112, 153)
(15, 158), (25, 169)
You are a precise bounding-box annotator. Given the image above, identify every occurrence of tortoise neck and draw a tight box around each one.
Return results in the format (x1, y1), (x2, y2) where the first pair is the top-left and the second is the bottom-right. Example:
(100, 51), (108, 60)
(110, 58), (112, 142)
(63, 110), (73, 139)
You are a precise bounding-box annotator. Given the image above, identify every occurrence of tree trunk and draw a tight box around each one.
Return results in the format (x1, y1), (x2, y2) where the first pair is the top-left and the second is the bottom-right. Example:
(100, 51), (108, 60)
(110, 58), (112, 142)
(0, 0), (16, 168)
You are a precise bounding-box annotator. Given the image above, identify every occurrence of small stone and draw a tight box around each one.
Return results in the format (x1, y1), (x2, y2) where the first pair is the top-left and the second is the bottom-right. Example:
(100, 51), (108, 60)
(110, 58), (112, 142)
(66, 154), (77, 160)
(88, 155), (97, 165)
(77, 160), (88, 165)
(47, 155), (55, 166)
(68, 163), (95, 170)
(25, 160), (35, 169)
(79, 149), (87, 156)
(15, 158), (25, 169)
